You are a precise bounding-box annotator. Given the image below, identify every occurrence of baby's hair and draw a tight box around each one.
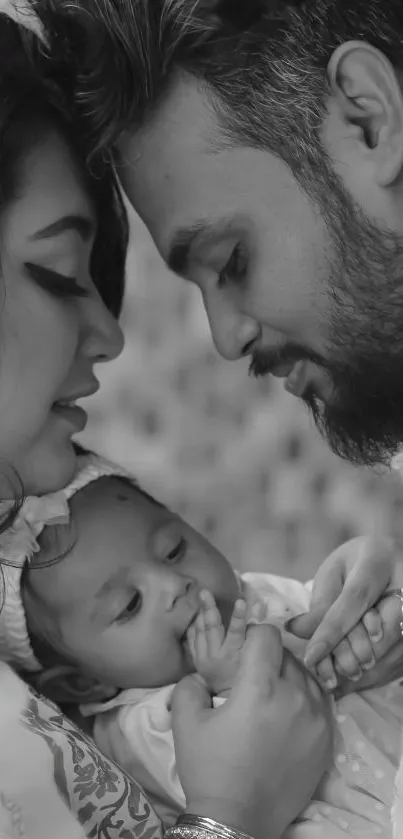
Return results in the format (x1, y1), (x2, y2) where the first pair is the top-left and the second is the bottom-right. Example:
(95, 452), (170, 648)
(115, 475), (168, 512)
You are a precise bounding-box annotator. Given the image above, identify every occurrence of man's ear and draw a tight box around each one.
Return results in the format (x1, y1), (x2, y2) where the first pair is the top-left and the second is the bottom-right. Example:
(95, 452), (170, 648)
(34, 664), (117, 706)
(325, 40), (403, 186)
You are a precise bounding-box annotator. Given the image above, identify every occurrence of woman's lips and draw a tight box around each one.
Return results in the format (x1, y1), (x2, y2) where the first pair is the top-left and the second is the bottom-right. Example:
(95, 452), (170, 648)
(51, 402), (88, 431)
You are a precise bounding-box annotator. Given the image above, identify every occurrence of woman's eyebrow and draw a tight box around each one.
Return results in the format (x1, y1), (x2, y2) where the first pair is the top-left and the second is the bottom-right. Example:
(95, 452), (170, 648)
(30, 214), (95, 243)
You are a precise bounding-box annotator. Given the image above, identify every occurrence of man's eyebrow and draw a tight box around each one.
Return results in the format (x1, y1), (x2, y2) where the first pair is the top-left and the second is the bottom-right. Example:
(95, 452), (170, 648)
(30, 214), (95, 243)
(167, 221), (216, 277)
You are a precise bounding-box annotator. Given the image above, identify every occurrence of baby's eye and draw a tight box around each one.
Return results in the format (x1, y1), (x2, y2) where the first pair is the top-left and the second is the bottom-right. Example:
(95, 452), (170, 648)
(117, 590), (142, 621)
(166, 537), (187, 564)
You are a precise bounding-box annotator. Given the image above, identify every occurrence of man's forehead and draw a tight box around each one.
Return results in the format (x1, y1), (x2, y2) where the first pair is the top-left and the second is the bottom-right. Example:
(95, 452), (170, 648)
(120, 71), (219, 160)
(117, 78), (229, 241)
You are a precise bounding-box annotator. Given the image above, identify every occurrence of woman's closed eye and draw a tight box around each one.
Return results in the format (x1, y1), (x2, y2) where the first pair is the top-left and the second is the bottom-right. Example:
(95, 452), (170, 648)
(116, 590), (142, 622)
(218, 244), (248, 290)
(24, 262), (90, 299)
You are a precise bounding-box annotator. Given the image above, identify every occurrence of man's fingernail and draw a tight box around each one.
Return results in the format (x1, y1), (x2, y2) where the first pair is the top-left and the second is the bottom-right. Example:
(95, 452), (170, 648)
(304, 642), (328, 668)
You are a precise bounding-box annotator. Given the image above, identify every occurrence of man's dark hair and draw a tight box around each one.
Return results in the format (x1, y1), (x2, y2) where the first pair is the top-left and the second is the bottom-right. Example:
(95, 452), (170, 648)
(35, 0), (403, 191)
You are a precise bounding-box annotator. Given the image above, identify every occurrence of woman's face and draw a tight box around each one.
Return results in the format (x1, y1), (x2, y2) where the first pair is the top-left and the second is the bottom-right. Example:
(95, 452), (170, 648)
(0, 131), (124, 495)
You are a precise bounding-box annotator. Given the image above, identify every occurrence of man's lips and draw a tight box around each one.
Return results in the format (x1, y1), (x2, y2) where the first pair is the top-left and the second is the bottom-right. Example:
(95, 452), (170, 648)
(250, 352), (310, 397)
(284, 360), (309, 396)
(269, 360), (309, 397)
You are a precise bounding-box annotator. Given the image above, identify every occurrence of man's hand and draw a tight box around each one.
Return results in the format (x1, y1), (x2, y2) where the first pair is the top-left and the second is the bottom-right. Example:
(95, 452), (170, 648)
(287, 536), (402, 687)
(172, 624), (332, 839)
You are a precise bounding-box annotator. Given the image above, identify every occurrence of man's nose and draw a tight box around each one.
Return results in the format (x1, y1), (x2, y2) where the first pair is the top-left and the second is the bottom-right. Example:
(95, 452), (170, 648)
(205, 294), (259, 360)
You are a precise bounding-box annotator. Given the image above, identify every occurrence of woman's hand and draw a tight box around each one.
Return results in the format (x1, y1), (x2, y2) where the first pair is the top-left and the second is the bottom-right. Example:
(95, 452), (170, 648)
(288, 536), (403, 688)
(171, 624), (331, 839)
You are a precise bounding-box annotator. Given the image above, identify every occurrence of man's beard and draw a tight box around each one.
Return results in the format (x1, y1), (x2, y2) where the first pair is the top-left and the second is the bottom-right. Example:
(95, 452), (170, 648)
(255, 164), (403, 467)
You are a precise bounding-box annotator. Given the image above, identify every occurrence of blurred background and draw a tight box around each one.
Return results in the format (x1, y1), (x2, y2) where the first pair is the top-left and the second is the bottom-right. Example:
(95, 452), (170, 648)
(80, 208), (403, 582)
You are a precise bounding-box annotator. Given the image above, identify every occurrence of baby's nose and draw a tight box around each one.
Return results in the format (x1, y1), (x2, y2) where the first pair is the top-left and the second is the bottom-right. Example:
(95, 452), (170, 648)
(164, 574), (194, 611)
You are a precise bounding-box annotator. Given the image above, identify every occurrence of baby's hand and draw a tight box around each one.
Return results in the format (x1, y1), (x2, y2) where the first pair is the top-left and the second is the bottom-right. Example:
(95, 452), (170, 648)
(187, 589), (247, 696)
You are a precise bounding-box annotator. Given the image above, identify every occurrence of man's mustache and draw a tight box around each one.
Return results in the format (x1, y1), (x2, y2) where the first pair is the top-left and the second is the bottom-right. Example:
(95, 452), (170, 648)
(248, 344), (326, 379)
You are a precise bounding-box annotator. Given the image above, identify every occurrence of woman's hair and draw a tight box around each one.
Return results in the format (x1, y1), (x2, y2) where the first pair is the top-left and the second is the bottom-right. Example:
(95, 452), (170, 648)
(0, 12), (128, 319)
(0, 13), (129, 530)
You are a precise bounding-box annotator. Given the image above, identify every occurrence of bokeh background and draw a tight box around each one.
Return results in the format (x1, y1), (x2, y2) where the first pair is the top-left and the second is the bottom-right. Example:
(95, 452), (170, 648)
(80, 208), (403, 582)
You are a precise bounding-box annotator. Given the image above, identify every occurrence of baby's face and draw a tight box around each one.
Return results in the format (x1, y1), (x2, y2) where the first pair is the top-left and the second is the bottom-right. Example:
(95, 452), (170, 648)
(26, 478), (240, 689)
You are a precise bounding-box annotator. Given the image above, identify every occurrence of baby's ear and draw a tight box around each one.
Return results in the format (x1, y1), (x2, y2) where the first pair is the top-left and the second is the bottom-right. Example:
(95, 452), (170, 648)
(34, 664), (116, 706)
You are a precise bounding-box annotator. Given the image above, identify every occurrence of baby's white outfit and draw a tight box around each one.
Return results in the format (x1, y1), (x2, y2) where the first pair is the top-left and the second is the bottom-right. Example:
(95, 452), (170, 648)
(0, 451), (402, 838)
(82, 572), (403, 838)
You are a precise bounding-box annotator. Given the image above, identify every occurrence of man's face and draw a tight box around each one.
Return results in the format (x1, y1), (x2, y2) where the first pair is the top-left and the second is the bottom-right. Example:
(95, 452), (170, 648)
(118, 73), (403, 466)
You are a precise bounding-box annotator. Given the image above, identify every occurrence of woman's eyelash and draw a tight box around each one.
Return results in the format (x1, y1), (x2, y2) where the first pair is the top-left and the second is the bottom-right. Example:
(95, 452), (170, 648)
(24, 262), (90, 298)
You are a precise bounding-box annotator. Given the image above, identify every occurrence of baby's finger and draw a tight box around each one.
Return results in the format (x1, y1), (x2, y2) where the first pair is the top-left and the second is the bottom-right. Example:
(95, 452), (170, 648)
(186, 623), (197, 664)
(194, 611), (208, 662)
(199, 589), (225, 655)
(346, 622), (375, 671)
(315, 655), (338, 692)
(333, 637), (362, 680)
(223, 599), (247, 654)
(362, 609), (383, 644)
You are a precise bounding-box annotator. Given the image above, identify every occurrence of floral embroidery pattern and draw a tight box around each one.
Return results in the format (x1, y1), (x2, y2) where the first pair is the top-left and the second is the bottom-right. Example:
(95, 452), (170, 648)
(22, 690), (163, 839)
(0, 792), (25, 838)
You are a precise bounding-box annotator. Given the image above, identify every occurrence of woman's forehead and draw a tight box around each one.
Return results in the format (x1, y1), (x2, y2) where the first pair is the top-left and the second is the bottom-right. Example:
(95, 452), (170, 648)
(4, 133), (94, 243)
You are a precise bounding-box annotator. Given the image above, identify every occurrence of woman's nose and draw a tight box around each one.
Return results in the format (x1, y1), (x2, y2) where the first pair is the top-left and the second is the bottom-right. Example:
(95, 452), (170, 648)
(80, 292), (124, 364)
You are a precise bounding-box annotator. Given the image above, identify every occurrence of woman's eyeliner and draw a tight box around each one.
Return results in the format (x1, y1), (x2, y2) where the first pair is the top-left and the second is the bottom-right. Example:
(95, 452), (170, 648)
(24, 262), (89, 298)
